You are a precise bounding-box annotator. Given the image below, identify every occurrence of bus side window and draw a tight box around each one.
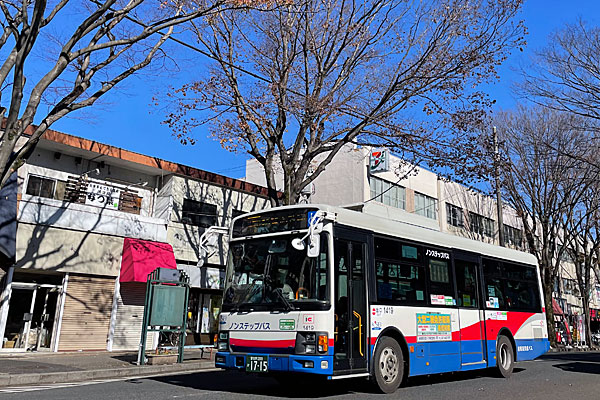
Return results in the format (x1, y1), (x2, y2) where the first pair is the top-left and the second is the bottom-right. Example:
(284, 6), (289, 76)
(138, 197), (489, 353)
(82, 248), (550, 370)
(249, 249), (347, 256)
(482, 259), (506, 310)
(455, 260), (478, 308)
(374, 236), (426, 306)
(427, 259), (455, 306)
(503, 262), (541, 312)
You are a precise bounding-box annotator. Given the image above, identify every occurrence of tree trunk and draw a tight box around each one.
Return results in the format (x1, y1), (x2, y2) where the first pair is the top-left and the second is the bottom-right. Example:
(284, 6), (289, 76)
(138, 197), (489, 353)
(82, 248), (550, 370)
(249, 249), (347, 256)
(264, 155), (280, 207)
(583, 296), (592, 347)
(543, 266), (557, 347)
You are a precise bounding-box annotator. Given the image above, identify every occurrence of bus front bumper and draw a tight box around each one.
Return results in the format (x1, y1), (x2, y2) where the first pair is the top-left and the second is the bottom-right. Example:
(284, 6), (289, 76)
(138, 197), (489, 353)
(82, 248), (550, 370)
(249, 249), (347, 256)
(215, 352), (334, 375)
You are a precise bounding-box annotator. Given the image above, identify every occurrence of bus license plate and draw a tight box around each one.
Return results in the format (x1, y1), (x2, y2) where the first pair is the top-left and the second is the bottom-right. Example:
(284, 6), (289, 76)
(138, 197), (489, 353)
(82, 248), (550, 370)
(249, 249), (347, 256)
(246, 355), (268, 373)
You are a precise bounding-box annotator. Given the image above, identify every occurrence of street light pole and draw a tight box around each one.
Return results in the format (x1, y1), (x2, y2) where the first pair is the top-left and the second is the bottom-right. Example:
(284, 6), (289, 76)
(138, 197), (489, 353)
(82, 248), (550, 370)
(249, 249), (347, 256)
(493, 126), (505, 247)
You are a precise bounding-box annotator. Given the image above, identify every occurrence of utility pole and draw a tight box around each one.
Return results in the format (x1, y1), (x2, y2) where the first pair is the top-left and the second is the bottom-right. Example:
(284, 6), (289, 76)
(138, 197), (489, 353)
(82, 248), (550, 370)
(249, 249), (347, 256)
(493, 126), (505, 247)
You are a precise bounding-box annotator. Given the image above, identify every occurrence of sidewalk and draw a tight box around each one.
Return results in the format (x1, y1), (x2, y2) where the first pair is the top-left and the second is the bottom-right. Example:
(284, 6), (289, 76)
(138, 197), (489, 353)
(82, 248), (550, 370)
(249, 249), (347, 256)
(0, 348), (218, 387)
(547, 344), (600, 353)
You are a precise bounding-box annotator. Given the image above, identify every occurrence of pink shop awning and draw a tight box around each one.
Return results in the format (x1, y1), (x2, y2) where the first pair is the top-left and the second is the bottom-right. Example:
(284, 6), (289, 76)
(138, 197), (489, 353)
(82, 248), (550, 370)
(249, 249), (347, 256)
(120, 238), (176, 282)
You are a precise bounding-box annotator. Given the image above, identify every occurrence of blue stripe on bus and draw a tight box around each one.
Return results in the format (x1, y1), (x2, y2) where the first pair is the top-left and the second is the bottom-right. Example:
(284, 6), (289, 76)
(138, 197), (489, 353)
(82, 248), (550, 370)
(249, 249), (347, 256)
(514, 338), (550, 360)
(215, 352), (334, 375)
(371, 337), (548, 377)
(218, 339), (549, 377)
(486, 338), (549, 363)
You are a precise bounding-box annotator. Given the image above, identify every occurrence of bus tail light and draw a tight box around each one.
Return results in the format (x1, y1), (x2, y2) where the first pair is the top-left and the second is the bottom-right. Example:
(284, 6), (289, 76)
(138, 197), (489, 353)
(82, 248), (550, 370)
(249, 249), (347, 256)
(217, 331), (229, 351)
(318, 335), (328, 353)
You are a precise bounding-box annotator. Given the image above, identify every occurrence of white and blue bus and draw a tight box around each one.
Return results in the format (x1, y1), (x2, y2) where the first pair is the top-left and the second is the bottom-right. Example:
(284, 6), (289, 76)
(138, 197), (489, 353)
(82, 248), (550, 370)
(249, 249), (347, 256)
(215, 204), (549, 393)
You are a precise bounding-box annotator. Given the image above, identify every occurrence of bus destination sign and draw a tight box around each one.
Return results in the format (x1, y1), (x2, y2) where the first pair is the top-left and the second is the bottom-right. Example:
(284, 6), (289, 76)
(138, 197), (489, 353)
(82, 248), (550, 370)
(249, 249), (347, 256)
(232, 208), (317, 238)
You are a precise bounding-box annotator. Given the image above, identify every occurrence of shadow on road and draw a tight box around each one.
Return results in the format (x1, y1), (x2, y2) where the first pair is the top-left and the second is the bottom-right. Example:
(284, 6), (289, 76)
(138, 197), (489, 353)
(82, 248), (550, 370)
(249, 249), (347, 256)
(149, 371), (370, 398)
(147, 367), (526, 398)
(552, 362), (600, 375)
(404, 367), (524, 388)
(540, 351), (600, 363)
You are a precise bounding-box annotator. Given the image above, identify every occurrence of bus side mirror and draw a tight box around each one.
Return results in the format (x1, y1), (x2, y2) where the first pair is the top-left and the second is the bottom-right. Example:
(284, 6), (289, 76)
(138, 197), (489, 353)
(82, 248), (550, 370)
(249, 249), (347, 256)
(307, 234), (320, 258)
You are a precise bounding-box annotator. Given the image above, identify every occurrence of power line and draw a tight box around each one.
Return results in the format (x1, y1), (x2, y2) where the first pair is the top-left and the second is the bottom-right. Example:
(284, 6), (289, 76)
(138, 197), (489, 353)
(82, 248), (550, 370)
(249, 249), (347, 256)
(95, 1), (398, 127)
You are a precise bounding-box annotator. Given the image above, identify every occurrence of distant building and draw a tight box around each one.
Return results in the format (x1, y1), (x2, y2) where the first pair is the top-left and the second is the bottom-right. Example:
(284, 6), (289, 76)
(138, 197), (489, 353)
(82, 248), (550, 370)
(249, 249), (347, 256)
(0, 128), (270, 352)
(245, 144), (600, 341)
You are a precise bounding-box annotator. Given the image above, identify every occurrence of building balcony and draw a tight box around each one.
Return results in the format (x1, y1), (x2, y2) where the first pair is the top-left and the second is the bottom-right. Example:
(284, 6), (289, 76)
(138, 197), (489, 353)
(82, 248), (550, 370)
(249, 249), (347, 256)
(18, 194), (168, 243)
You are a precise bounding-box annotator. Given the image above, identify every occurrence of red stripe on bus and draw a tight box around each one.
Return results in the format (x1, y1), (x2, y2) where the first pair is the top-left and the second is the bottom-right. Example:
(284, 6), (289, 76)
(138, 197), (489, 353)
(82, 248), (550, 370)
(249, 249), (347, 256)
(368, 311), (539, 346)
(484, 311), (537, 336)
(460, 321), (484, 341)
(229, 339), (295, 348)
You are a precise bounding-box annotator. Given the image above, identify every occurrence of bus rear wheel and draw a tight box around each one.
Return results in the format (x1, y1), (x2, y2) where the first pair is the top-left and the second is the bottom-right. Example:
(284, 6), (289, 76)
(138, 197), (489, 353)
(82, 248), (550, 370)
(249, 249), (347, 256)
(372, 337), (404, 394)
(496, 335), (514, 378)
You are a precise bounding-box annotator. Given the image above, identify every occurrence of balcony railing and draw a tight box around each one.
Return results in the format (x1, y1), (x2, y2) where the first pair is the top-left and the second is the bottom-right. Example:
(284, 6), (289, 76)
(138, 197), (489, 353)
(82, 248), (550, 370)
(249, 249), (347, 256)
(18, 194), (168, 243)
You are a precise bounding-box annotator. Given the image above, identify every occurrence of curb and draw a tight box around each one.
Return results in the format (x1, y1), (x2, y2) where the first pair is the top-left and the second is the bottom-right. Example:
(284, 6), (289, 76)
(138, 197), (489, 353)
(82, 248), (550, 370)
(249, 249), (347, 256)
(547, 347), (599, 353)
(0, 362), (217, 387)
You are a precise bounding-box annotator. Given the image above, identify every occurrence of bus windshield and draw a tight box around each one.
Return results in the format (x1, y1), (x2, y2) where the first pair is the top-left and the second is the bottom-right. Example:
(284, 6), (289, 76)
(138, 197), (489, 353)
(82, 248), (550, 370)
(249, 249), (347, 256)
(222, 234), (329, 311)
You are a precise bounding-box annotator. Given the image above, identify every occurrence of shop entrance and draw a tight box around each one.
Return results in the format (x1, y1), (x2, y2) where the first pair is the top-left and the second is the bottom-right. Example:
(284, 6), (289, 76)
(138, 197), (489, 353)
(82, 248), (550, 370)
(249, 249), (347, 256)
(2, 283), (61, 351)
(186, 289), (222, 345)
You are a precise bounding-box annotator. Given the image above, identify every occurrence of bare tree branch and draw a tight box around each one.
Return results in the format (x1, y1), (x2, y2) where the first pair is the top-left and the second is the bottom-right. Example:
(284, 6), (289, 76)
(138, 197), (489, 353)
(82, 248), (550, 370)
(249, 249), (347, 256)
(0, 0), (257, 187)
(162, 0), (526, 205)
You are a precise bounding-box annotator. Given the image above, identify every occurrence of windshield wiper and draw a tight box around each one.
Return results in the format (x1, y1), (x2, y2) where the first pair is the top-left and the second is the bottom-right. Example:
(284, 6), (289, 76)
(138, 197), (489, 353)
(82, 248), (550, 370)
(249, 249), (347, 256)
(231, 279), (262, 311)
(235, 302), (256, 311)
(272, 287), (296, 311)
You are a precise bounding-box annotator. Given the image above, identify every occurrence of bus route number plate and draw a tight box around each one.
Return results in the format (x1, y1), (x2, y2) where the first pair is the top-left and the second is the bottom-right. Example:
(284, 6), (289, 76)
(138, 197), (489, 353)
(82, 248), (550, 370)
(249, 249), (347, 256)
(246, 355), (268, 373)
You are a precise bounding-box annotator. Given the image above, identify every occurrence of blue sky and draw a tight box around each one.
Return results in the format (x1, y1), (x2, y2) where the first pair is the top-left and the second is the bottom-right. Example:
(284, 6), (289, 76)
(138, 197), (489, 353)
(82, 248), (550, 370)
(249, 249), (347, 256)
(49, 1), (600, 180)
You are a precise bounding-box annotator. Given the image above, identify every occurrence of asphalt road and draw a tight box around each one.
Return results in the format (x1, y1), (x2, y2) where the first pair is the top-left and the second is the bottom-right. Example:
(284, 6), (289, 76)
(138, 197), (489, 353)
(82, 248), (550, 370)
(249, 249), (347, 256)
(1, 352), (599, 400)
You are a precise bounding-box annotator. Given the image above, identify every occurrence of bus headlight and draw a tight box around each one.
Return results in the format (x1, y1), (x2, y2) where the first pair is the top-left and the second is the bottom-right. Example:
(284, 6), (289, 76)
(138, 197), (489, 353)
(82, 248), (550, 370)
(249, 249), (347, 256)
(295, 332), (328, 355)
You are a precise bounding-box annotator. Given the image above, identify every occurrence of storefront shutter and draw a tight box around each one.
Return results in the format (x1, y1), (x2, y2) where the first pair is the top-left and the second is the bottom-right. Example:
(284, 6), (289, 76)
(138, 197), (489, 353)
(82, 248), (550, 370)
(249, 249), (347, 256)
(58, 275), (113, 351)
(111, 282), (155, 351)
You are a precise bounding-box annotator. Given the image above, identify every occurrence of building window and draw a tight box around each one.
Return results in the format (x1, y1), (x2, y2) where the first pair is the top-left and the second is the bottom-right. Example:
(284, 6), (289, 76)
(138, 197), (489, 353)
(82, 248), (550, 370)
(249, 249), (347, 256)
(563, 278), (579, 296)
(503, 224), (523, 248)
(559, 251), (574, 263)
(26, 175), (56, 199)
(369, 176), (405, 209)
(414, 192), (437, 219)
(181, 199), (217, 227)
(446, 203), (463, 227)
(469, 212), (494, 237)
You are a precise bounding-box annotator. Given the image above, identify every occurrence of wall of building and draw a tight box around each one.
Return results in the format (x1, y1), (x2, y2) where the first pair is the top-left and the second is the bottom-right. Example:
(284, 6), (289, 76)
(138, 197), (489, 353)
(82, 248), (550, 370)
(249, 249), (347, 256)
(18, 195), (168, 243)
(168, 175), (270, 265)
(15, 224), (124, 277)
(21, 148), (156, 217)
(309, 145), (368, 206)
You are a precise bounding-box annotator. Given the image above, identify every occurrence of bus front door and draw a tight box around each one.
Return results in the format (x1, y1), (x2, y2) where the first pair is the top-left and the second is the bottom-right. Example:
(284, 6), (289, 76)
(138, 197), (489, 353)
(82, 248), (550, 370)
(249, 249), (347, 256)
(333, 238), (368, 372)
(455, 258), (486, 366)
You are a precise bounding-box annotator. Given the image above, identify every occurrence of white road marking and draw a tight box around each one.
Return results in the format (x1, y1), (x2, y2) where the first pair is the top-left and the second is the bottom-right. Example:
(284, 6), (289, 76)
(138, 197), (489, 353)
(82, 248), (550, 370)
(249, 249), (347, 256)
(0, 368), (221, 393)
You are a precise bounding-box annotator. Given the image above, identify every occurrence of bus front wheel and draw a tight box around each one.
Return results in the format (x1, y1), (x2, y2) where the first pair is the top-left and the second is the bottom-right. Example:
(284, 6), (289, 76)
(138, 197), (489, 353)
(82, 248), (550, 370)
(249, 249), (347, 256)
(496, 335), (514, 378)
(372, 337), (404, 394)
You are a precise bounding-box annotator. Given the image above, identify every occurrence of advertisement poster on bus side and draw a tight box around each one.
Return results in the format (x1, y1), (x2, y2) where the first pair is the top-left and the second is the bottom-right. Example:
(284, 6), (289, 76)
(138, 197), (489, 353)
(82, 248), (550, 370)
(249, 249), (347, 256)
(416, 313), (452, 342)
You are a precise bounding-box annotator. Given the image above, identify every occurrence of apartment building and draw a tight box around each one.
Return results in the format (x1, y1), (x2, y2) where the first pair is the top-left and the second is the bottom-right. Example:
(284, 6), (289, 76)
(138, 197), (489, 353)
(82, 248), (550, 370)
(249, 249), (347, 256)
(0, 129), (270, 352)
